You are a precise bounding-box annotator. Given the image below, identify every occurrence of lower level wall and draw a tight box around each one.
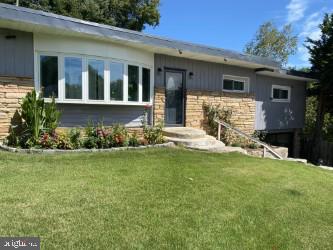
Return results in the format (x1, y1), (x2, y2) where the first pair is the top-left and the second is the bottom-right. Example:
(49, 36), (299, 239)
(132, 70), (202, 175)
(186, 90), (256, 134)
(0, 76), (34, 140)
(154, 87), (256, 135)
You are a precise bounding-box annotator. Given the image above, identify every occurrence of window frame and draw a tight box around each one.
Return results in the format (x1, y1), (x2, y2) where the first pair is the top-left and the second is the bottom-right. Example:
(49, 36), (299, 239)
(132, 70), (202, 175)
(271, 84), (291, 103)
(222, 75), (249, 93)
(35, 51), (153, 106)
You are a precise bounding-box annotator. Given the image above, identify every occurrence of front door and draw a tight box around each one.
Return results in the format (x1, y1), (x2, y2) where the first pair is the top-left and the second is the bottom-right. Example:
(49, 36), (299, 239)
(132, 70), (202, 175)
(165, 70), (185, 126)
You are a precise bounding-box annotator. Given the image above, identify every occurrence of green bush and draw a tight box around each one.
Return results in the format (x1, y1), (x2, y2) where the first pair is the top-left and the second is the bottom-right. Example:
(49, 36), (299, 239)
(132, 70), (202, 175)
(55, 133), (72, 150)
(69, 128), (82, 149)
(20, 90), (46, 146)
(44, 96), (61, 133)
(83, 136), (98, 149)
(129, 132), (140, 147)
(6, 90), (61, 148)
(203, 103), (234, 145)
(143, 121), (164, 145)
(111, 124), (129, 147)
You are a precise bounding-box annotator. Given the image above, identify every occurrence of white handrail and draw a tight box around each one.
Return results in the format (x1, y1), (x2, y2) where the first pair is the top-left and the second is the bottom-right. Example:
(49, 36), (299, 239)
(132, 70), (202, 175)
(214, 119), (284, 159)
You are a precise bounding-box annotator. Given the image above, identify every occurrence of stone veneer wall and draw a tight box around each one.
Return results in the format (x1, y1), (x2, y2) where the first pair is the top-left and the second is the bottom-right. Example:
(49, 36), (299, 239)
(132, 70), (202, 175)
(0, 76), (34, 140)
(154, 87), (165, 123)
(186, 90), (256, 134)
(153, 87), (256, 135)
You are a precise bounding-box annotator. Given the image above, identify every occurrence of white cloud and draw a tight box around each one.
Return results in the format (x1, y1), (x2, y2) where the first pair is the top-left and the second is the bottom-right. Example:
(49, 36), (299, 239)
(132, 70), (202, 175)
(286, 0), (308, 23)
(300, 11), (322, 40)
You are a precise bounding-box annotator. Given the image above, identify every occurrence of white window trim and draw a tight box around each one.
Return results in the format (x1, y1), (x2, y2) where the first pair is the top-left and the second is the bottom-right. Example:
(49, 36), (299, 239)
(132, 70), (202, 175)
(271, 84), (291, 103)
(36, 51), (154, 106)
(222, 75), (250, 93)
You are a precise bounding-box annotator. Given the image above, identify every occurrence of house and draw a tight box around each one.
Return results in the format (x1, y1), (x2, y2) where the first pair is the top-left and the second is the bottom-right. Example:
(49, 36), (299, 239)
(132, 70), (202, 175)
(0, 3), (314, 156)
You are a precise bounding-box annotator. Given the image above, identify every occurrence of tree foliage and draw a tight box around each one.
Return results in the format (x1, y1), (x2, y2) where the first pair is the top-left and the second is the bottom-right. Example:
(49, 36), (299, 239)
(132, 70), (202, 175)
(245, 21), (297, 66)
(305, 13), (333, 161)
(1, 0), (160, 31)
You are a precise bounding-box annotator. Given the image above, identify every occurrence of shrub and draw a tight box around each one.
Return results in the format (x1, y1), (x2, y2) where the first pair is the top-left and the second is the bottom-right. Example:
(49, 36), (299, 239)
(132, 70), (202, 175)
(69, 128), (82, 149)
(129, 132), (140, 147)
(55, 133), (73, 150)
(83, 136), (98, 149)
(85, 119), (96, 138)
(7, 126), (20, 147)
(39, 132), (56, 149)
(44, 96), (61, 133)
(7, 90), (61, 148)
(112, 124), (129, 147)
(203, 103), (235, 145)
(20, 90), (46, 145)
(143, 121), (164, 145)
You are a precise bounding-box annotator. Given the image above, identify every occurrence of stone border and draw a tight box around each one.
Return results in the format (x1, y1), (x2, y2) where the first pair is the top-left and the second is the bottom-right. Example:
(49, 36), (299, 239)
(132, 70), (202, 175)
(0, 142), (174, 154)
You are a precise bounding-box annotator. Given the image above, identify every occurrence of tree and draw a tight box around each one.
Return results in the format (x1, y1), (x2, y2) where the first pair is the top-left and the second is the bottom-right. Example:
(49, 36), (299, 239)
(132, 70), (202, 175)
(306, 13), (333, 162)
(245, 21), (297, 66)
(1, 0), (160, 31)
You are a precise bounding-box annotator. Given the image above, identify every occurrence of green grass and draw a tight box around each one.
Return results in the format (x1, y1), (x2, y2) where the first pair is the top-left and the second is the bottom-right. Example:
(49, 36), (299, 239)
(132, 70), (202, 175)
(0, 148), (332, 249)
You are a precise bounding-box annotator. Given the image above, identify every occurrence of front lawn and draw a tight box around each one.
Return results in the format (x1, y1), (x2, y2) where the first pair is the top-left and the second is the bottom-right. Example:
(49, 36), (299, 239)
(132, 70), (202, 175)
(0, 148), (332, 249)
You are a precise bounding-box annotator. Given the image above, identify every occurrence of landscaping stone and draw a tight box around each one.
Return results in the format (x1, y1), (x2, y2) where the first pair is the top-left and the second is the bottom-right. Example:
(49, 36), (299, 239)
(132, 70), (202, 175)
(0, 142), (175, 154)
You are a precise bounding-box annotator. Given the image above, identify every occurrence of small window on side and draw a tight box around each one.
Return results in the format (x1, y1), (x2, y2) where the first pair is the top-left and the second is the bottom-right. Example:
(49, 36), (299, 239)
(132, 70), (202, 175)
(271, 85), (290, 102)
(40, 55), (58, 98)
(223, 76), (246, 92)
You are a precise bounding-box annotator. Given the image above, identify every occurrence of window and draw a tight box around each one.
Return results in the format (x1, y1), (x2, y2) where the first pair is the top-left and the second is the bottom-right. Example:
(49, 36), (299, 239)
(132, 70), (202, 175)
(37, 53), (152, 105)
(65, 57), (82, 99)
(271, 85), (291, 102)
(88, 59), (104, 100)
(128, 65), (139, 102)
(40, 55), (58, 98)
(142, 68), (150, 102)
(110, 62), (123, 101)
(222, 75), (248, 92)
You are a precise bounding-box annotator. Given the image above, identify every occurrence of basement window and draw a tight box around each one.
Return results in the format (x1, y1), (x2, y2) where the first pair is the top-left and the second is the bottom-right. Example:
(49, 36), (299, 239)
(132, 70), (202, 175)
(222, 75), (249, 93)
(271, 85), (291, 102)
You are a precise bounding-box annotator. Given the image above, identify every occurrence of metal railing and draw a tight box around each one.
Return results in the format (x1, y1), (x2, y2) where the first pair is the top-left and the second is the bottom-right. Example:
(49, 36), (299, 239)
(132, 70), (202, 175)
(214, 119), (284, 159)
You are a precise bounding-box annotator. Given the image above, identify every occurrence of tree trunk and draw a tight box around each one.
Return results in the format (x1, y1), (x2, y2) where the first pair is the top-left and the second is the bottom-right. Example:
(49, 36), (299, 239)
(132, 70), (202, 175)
(311, 91), (326, 163)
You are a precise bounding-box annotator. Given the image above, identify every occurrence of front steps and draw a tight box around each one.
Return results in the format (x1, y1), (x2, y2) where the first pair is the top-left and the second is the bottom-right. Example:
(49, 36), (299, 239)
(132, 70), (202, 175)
(163, 127), (247, 154)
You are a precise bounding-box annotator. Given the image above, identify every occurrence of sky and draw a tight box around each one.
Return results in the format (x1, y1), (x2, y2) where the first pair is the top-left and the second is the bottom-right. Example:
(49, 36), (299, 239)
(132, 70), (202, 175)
(144, 0), (333, 68)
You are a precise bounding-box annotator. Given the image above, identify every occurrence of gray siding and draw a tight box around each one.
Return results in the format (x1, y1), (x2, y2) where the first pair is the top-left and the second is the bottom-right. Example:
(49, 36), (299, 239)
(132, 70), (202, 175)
(58, 104), (148, 127)
(155, 54), (306, 131)
(0, 28), (34, 78)
(155, 54), (256, 91)
(254, 75), (306, 131)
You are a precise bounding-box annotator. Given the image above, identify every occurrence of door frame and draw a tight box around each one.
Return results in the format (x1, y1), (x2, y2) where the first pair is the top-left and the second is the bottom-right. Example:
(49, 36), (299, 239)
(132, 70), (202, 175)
(164, 67), (186, 127)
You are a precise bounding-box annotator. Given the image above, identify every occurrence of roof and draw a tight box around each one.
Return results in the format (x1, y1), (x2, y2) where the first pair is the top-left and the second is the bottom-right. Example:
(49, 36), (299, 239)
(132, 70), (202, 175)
(0, 3), (314, 81)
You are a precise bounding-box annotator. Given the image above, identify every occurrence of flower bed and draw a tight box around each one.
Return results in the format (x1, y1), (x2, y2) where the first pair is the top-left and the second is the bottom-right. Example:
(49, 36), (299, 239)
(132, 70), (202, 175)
(0, 142), (174, 154)
(4, 90), (166, 151)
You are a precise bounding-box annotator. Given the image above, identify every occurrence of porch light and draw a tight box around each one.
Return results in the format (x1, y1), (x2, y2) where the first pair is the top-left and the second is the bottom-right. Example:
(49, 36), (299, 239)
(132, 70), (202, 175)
(157, 68), (163, 74)
(189, 72), (194, 79)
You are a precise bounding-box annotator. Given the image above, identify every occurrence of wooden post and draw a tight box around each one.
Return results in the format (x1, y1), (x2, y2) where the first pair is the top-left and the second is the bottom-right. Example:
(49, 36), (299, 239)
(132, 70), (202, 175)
(217, 123), (221, 141)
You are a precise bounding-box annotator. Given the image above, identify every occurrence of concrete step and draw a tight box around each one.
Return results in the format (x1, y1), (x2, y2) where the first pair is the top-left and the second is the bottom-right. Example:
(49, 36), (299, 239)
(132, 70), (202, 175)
(165, 135), (225, 148)
(163, 127), (207, 139)
(188, 145), (247, 154)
